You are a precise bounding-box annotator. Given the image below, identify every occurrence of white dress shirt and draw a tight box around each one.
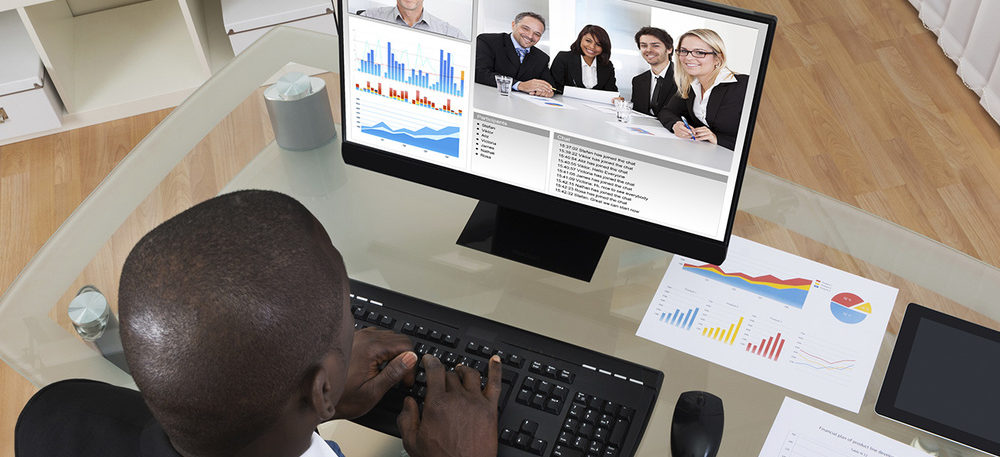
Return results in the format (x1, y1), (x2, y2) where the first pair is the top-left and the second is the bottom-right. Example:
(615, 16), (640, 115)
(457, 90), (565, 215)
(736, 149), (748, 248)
(648, 63), (672, 104)
(300, 432), (342, 457)
(580, 56), (598, 89)
(690, 69), (738, 126)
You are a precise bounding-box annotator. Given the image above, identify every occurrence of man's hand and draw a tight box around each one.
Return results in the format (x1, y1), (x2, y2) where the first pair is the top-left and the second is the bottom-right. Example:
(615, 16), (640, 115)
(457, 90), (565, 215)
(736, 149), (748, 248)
(397, 354), (502, 457)
(518, 79), (554, 97)
(333, 327), (417, 420)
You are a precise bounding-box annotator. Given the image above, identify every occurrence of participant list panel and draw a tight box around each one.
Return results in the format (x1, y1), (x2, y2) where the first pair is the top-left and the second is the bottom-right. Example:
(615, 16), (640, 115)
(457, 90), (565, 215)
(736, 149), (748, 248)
(471, 112), (549, 191)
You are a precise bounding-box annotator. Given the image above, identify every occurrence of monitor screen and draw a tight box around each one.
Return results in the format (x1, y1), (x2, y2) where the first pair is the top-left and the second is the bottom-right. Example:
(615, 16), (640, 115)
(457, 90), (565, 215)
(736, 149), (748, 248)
(338, 0), (776, 266)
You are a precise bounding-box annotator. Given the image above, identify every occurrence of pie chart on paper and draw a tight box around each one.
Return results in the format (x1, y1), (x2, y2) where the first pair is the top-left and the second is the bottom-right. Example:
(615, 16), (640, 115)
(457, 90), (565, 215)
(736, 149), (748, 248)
(830, 293), (871, 324)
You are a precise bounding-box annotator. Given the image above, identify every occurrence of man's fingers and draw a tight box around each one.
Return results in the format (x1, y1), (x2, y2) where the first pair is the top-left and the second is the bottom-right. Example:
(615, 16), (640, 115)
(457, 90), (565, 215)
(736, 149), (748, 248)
(369, 351), (417, 395)
(445, 369), (461, 392)
(484, 355), (502, 404)
(455, 364), (480, 390)
(423, 354), (446, 397)
(396, 396), (420, 449)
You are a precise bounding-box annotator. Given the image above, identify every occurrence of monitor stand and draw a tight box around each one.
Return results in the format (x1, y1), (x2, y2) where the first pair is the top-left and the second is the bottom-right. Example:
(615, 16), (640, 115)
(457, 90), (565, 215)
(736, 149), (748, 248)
(456, 201), (609, 282)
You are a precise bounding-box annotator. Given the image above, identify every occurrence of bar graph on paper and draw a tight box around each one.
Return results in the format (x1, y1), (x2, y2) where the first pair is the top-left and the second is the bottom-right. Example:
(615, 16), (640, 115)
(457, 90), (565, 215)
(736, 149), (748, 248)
(348, 17), (471, 160)
(636, 236), (899, 413)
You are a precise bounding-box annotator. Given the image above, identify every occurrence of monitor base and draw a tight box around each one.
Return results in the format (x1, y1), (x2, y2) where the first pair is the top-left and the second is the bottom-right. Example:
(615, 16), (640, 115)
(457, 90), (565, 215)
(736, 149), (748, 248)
(457, 201), (609, 282)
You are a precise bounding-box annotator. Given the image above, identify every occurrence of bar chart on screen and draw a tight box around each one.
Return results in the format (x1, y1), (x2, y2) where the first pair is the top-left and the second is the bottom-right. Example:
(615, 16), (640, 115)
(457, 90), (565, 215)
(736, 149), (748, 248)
(637, 236), (899, 412)
(348, 17), (471, 162)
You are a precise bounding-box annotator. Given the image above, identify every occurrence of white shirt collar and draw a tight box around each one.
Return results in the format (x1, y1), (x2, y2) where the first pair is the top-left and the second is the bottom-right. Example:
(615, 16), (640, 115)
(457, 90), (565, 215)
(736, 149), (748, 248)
(300, 432), (340, 457)
(393, 6), (426, 26)
(581, 56), (597, 69)
(691, 68), (737, 92)
(651, 62), (671, 79)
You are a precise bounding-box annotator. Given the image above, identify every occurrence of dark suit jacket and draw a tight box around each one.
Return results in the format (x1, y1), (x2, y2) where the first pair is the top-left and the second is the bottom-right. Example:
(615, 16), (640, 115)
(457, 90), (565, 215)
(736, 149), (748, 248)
(658, 73), (749, 151)
(15, 379), (181, 457)
(475, 32), (554, 88)
(630, 65), (677, 116)
(549, 51), (617, 93)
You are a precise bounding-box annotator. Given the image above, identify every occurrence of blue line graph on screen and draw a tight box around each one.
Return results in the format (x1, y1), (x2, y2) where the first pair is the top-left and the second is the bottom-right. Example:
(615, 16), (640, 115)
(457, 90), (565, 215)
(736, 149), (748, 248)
(361, 122), (460, 158)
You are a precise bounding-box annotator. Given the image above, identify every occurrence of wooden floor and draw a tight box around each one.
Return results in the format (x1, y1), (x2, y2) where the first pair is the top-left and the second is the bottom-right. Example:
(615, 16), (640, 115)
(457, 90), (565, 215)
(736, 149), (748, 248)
(2, 0), (1000, 454)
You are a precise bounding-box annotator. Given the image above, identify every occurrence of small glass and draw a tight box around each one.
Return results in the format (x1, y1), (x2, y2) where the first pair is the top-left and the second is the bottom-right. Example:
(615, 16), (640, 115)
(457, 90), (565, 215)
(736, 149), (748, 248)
(615, 100), (634, 123)
(67, 285), (110, 341)
(495, 75), (513, 96)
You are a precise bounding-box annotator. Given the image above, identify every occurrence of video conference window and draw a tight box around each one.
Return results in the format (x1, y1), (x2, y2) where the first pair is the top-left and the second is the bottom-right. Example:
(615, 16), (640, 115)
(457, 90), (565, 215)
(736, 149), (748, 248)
(343, 0), (770, 241)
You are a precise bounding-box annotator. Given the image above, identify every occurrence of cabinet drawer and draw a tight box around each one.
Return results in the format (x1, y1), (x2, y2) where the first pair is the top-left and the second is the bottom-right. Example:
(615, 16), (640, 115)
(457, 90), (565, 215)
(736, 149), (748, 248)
(0, 77), (63, 142)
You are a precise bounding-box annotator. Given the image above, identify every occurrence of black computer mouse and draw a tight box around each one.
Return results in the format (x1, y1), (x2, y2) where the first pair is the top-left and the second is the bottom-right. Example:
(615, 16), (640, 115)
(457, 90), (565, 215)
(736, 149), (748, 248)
(670, 390), (724, 457)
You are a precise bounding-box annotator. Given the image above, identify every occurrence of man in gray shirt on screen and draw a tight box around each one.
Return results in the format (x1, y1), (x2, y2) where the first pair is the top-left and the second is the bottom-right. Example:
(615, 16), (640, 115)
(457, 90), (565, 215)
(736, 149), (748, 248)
(360, 0), (466, 40)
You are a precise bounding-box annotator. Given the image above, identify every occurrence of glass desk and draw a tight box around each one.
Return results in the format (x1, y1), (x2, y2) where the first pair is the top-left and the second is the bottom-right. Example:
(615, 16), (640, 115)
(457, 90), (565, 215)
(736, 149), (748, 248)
(2, 27), (999, 457)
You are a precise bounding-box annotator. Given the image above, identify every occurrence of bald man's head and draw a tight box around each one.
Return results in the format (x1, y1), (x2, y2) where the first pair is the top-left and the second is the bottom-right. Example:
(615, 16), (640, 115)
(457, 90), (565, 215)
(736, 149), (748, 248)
(119, 190), (350, 456)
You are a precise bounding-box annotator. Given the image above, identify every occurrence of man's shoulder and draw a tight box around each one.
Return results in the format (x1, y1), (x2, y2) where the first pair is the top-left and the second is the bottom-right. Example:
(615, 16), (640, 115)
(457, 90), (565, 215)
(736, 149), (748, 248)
(477, 32), (507, 43)
(359, 5), (396, 18)
(632, 70), (650, 84)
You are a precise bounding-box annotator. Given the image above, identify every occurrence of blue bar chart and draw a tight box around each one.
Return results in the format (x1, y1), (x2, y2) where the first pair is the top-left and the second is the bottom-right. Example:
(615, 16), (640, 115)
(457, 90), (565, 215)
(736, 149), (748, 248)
(658, 307), (699, 330)
(358, 43), (466, 97)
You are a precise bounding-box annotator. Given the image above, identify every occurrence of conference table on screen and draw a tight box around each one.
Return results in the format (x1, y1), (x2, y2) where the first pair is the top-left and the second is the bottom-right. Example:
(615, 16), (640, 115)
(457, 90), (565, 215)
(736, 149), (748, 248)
(473, 85), (735, 174)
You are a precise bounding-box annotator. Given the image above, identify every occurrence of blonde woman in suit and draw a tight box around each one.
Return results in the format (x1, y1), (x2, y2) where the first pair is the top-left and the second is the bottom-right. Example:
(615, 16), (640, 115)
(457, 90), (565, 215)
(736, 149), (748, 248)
(658, 29), (748, 151)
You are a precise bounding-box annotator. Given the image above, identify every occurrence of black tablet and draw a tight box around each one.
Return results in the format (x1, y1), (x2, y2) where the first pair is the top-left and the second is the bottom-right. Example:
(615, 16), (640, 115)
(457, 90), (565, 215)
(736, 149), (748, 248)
(876, 303), (1000, 455)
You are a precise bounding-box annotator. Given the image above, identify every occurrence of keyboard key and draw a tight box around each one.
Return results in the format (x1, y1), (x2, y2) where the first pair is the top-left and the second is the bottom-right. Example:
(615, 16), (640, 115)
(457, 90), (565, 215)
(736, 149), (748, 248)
(608, 419), (628, 447)
(415, 371), (427, 384)
(530, 439), (547, 455)
(602, 402), (619, 416)
(415, 326), (429, 338)
(508, 353), (524, 367)
(558, 431), (573, 446)
(442, 334), (457, 347)
(598, 414), (613, 429)
(602, 445), (620, 457)
(465, 341), (479, 354)
(545, 397), (564, 414)
(572, 436), (589, 450)
(588, 397), (606, 410)
(588, 441), (604, 455)
(552, 445), (584, 457)
(618, 406), (634, 421)
(413, 343), (428, 356)
(559, 369), (575, 383)
(593, 427), (608, 443)
(522, 376), (538, 391)
(583, 409), (599, 424)
(552, 385), (569, 402)
(537, 380), (553, 395)
(515, 433), (531, 449)
(378, 315), (395, 328)
(520, 419), (539, 435)
(574, 392), (589, 404)
(353, 307), (366, 319)
(479, 345), (493, 357)
(516, 388), (532, 405)
(429, 330), (442, 342)
(562, 417), (580, 433)
(545, 365), (559, 378)
(531, 393), (546, 409)
(366, 311), (379, 323)
(568, 403), (585, 419)
(578, 422), (594, 438)
(530, 361), (543, 373)
(401, 322), (415, 334)
(444, 353), (458, 366)
(500, 427), (515, 444)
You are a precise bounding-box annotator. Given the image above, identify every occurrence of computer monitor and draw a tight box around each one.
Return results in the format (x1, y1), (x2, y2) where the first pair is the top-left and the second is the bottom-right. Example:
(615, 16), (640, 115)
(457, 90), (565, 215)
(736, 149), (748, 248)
(338, 0), (776, 281)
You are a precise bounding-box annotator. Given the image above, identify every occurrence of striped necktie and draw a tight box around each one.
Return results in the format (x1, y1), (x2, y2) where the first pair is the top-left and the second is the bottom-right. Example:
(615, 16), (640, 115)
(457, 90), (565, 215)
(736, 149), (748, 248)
(516, 48), (528, 63)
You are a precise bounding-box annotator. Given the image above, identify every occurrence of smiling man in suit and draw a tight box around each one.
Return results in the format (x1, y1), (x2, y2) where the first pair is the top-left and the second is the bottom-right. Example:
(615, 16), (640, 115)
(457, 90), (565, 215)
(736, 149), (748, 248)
(475, 12), (555, 98)
(630, 27), (677, 116)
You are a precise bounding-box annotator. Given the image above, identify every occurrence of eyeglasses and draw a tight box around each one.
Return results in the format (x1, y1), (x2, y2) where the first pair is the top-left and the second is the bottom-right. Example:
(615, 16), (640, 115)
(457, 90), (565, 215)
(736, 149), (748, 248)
(676, 48), (717, 58)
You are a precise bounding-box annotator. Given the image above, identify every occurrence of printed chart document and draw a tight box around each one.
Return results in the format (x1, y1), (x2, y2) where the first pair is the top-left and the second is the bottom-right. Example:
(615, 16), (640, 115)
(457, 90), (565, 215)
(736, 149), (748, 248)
(759, 398), (930, 457)
(636, 236), (898, 412)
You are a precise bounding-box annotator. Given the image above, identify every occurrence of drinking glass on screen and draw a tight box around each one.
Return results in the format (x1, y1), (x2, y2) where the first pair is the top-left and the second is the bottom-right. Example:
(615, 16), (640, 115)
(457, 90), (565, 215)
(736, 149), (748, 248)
(495, 75), (513, 96)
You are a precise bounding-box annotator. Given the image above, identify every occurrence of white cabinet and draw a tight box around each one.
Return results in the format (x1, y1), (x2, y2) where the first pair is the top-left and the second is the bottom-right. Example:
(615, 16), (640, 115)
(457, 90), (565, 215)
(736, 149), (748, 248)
(0, 0), (337, 146)
(0, 9), (62, 140)
(222, 0), (335, 56)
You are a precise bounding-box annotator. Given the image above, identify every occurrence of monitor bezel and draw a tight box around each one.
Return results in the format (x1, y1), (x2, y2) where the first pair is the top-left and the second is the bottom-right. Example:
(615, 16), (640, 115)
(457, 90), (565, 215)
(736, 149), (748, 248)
(875, 303), (1000, 456)
(337, 0), (778, 266)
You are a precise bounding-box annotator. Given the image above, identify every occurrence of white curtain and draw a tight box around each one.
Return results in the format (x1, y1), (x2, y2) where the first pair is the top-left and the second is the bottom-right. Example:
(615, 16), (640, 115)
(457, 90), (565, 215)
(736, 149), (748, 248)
(909, 0), (1000, 124)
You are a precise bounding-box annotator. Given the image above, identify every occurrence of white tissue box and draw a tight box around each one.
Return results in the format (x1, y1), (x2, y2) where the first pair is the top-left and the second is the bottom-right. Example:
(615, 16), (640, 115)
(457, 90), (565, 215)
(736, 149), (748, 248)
(222, 0), (337, 56)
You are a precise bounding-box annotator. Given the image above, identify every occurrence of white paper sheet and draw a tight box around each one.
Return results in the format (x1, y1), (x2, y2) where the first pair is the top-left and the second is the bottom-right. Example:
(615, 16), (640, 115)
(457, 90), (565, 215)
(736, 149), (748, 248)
(759, 398), (931, 457)
(606, 120), (680, 138)
(562, 86), (620, 104)
(514, 92), (577, 109)
(636, 236), (898, 412)
(583, 102), (656, 119)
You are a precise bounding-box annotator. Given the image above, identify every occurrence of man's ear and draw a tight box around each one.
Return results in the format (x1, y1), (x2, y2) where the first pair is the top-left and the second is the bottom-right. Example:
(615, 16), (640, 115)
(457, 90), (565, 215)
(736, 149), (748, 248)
(308, 353), (343, 421)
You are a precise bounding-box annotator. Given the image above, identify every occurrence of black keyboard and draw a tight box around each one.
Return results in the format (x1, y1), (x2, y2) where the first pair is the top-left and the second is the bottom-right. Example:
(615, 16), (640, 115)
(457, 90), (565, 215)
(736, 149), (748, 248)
(348, 280), (664, 457)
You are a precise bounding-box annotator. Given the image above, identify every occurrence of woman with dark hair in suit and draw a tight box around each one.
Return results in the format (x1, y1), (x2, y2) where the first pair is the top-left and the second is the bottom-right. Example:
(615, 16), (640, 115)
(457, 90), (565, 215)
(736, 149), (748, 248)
(658, 28), (748, 151)
(550, 24), (618, 94)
